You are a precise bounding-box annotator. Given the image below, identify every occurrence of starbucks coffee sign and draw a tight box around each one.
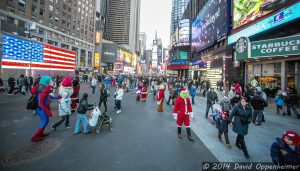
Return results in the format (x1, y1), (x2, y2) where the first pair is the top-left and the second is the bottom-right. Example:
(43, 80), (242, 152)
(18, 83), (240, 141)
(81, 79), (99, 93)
(236, 35), (300, 61)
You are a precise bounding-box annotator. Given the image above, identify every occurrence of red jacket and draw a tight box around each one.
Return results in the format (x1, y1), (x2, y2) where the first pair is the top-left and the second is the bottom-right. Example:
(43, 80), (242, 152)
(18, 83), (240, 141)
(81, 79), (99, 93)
(173, 97), (192, 116)
(71, 86), (79, 109)
(156, 89), (165, 102)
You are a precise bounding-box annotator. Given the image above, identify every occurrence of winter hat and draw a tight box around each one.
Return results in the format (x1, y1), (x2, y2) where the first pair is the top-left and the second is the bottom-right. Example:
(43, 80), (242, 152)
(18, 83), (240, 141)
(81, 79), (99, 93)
(39, 76), (52, 86)
(181, 88), (188, 93)
(61, 77), (72, 87)
(282, 130), (300, 145)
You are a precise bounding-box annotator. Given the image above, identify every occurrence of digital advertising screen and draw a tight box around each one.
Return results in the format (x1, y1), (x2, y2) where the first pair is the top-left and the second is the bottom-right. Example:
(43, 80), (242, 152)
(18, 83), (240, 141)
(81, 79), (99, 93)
(233, 0), (298, 29)
(191, 0), (228, 53)
(178, 19), (190, 43)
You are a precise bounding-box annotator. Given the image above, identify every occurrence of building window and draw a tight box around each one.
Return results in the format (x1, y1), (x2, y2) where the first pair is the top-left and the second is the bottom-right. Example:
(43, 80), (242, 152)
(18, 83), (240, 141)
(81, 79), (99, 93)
(40, 9), (44, 16)
(49, 5), (53, 11)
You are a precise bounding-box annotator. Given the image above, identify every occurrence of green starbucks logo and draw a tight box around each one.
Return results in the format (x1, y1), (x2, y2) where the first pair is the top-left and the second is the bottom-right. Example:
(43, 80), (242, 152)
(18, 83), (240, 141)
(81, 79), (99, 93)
(236, 37), (248, 53)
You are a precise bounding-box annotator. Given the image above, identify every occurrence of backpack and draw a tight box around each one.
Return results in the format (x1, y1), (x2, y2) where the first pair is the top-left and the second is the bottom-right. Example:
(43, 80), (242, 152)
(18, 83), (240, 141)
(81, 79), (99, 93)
(26, 94), (39, 110)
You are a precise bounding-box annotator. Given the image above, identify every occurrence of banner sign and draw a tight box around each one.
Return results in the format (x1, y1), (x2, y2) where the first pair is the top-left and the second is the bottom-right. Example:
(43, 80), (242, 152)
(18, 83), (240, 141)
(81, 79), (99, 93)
(228, 2), (300, 45)
(236, 35), (300, 61)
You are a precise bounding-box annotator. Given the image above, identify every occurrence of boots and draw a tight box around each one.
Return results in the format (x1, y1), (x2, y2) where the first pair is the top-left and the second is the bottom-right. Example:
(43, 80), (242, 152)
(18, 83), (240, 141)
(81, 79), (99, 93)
(177, 127), (182, 139)
(31, 128), (44, 142)
(186, 128), (195, 142)
(235, 137), (242, 150)
(40, 128), (49, 137)
(241, 145), (250, 159)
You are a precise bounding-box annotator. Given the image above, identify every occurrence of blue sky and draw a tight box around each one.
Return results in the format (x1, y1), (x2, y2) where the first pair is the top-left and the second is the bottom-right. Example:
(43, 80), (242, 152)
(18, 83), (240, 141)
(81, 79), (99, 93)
(140, 0), (172, 49)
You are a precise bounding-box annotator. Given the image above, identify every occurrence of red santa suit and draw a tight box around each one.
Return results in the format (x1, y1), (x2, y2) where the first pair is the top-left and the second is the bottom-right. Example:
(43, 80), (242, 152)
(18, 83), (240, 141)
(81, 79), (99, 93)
(172, 88), (195, 141)
(141, 83), (148, 101)
(156, 84), (165, 112)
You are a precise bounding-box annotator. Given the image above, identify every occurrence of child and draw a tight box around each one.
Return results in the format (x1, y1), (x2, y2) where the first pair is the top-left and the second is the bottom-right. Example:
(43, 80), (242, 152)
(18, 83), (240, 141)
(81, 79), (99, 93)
(218, 96), (232, 148)
(275, 91), (285, 115)
(74, 93), (94, 134)
(115, 84), (124, 114)
(51, 91), (72, 130)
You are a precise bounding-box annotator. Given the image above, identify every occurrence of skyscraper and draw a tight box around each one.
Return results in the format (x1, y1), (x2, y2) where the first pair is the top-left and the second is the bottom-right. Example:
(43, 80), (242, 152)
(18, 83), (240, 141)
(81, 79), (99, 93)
(139, 32), (146, 60)
(104, 0), (140, 52)
(170, 0), (190, 38)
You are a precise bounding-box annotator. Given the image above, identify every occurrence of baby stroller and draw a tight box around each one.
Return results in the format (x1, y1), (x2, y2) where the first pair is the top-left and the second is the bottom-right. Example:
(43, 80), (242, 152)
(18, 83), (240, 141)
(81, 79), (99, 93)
(89, 107), (113, 134)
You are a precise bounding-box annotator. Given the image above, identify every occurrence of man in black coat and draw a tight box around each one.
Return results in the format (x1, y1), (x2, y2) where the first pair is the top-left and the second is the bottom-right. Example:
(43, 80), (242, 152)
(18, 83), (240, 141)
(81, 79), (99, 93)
(7, 75), (16, 95)
(251, 91), (268, 127)
(205, 88), (218, 118)
(284, 88), (300, 119)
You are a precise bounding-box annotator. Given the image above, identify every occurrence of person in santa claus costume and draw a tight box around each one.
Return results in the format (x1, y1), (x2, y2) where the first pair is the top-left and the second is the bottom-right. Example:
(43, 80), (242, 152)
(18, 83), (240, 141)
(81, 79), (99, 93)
(140, 81), (148, 102)
(31, 76), (58, 142)
(51, 76), (74, 130)
(156, 83), (165, 112)
(173, 88), (195, 141)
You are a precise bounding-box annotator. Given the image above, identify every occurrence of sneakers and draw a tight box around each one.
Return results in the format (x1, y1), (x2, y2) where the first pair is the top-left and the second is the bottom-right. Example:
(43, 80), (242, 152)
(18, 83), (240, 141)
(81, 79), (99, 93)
(116, 110), (121, 114)
(257, 125), (262, 128)
(83, 131), (91, 134)
(51, 124), (56, 131)
(226, 144), (232, 149)
(65, 126), (71, 129)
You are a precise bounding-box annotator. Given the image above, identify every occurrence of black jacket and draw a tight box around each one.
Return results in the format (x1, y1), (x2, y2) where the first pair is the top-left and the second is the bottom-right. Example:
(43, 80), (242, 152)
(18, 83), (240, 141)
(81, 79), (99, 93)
(8, 77), (15, 87)
(77, 99), (94, 114)
(100, 89), (108, 102)
(207, 91), (218, 104)
(251, 95), (267, 110)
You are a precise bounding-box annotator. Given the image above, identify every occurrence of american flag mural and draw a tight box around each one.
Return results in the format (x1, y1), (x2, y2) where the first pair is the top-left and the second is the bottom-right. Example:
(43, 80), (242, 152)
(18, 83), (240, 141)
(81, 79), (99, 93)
(1, 34), (76, 71)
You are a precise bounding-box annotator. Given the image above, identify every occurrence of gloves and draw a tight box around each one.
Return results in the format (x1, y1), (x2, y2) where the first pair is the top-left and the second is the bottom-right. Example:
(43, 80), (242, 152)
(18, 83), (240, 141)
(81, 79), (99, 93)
(190, 112), (194, 119)
(173, 113), (178, 120)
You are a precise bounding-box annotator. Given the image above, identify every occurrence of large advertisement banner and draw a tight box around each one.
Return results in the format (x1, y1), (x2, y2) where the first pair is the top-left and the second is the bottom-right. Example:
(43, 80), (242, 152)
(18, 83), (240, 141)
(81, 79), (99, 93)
(179, 19), (190, 44)
(191, 0), (228, 53)
(233, 0), (298, 29)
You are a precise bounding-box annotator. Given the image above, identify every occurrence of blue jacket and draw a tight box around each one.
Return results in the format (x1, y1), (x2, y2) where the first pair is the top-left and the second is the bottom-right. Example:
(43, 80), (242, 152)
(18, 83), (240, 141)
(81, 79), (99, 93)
(104, 77), (110, 85)
(275, 95), (284, 106)
(271, 138), (300, 166)
(189, 87), (196, 97)
(229, 103), (252, 136)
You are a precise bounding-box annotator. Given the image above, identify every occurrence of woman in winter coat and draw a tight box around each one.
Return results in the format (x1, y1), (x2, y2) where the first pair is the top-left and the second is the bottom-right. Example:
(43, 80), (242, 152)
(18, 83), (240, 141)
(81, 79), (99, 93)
(218, 96), (232, 148)
(51, 91), (72, 130)
(270, 130), (300, 170)
(99, 84), (108, 112)
(229, 97), (252, 158)
(115, 84), (124, 114)
(74, 93), (94, 134)
(275, 91), (285, 115)
(31, 76), (57, 142)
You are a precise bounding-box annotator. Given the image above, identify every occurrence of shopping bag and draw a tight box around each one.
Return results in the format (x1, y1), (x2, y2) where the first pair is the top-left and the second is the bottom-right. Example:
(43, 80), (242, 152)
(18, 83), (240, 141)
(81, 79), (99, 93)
(89, 107), (101, 127)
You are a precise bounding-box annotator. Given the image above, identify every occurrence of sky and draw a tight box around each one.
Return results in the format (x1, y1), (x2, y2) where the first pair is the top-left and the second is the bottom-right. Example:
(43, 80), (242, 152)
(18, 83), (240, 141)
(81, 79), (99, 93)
(140, 0), (172, 49)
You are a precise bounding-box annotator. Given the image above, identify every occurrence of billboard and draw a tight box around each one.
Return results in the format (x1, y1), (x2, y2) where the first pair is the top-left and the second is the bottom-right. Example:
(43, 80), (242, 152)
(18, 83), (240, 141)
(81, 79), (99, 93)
(228, 2), (300, 45)
(191, 0), (229, 53)
(94, 53), (100, 67)
(1, 34), (76, 71)
(233, 0), (298, 29)
(179, 19), (190, 43)
(102, 42), (117, 63)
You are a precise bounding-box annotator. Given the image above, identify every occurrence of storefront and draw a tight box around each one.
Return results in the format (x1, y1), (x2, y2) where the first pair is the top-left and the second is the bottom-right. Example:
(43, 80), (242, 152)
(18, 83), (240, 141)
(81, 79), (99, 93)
(167, 60), (189, 78)
(236, 35), (300, 96)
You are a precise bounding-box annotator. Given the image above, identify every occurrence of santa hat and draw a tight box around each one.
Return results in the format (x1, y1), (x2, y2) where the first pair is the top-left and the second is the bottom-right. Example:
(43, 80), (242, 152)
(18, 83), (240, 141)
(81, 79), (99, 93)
(61, 77), (72, 87)
(181, 88), (188, 93)
(282, 130), (300, 150)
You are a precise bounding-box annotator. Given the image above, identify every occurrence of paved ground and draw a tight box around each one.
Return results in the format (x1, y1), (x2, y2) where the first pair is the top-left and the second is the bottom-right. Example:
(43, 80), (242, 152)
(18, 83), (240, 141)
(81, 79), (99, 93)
(0, 83), (217, 171)
(164, 88), (300, 162)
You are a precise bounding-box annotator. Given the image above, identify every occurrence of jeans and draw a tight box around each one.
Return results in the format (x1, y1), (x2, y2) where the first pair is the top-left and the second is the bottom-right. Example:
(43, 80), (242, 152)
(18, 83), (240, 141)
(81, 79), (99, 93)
(287, 104), (300, 117)
(191, 96), (195, 104)
(129, 83), (134, 90)
(205, 103), (214, 117)
(91, 86), (96, 95)
(74, 113), (89, 133)
(99, 100), (107, 112)
(53, 115), (70, 128)
(252, 110), (264, 125)
(116, 100), (121, 110)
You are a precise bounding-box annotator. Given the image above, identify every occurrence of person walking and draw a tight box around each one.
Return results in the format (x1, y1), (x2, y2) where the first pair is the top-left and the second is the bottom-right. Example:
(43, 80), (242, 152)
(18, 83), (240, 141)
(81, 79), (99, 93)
(74, 93), (94, 134)
(251, 91), (268, 127)
(141, 81), (148, 102)
(189, 84), (196, 105)
(205, 88), (218, 119)
(271, 130), (300, 170)
(7, 75), (16, 95)
(71, 79), (80, 114)
(104, 76), (111, 95)
(229, 97), (252, 159)
(156, 83), (165, 112)
(99, 84), (108, 112)
(91, 77), (97, 96)
(31, 76), (56, 142)
(218, 96), (232, 148)
(14, 74), (26, 95)
(284, 88), (300, 118)
(115, 84), (124, 114)
(166, 84), (174, 105)
(275, 91), (285, 115)
(173, 88), (194, 141)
